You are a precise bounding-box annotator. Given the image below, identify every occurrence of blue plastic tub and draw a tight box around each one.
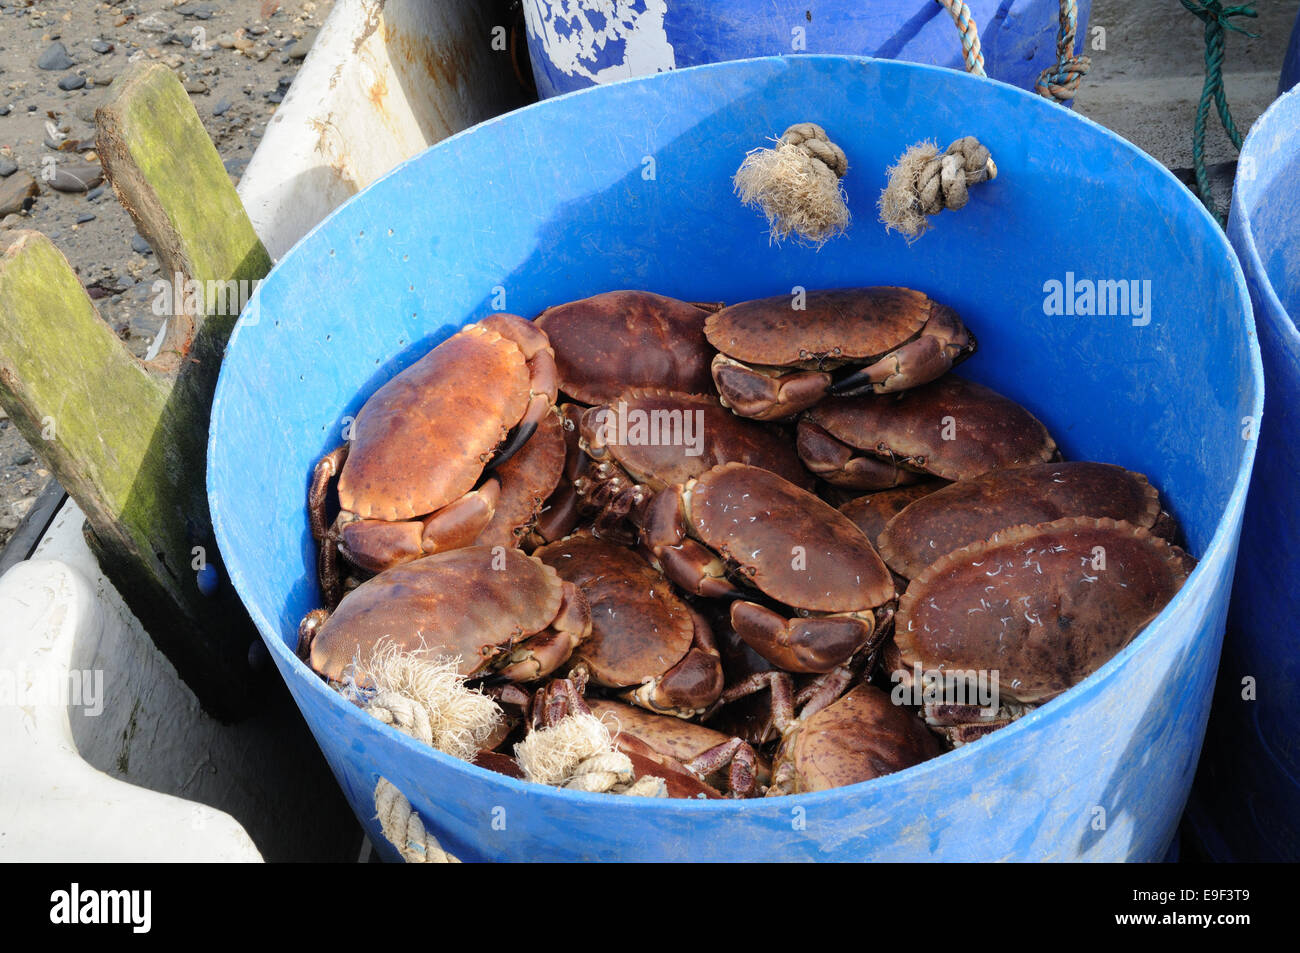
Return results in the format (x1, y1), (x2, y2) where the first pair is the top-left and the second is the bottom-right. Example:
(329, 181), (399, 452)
(1185, 84), (1300, 863)
(208, 56), (1260, 861)
(522, 0), (1091, 99)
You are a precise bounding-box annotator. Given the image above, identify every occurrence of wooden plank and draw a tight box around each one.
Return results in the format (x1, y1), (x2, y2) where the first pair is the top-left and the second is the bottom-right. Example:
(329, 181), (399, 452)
(0, 232), (257, 718)
(96, 61), (272, 378)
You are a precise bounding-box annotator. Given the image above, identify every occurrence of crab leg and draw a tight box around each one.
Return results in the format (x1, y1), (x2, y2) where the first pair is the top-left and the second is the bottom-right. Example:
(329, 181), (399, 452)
(686, 737), (759, 798)
(308, 445), (350, 607)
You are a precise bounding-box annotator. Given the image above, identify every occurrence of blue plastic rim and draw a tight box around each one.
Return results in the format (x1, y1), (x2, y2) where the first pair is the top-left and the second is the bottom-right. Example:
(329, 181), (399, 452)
(209, 55), (1260, 861)
(1186, 84), (1300, 863)
(522, 0), (1092, 99)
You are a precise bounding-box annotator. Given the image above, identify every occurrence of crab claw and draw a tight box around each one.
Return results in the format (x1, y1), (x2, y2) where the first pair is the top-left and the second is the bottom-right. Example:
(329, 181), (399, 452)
(828, 303), (976, 396)
(711, 354), (832, 422)
(496, 580), (591, 682)
(729, 601), (873, 675)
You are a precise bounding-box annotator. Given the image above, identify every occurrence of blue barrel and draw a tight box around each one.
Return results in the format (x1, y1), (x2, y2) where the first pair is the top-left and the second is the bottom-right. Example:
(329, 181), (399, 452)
(522, 0), (1092, 99)
(208, 56), (1259, 862)
(1185, 85), (1300, 862)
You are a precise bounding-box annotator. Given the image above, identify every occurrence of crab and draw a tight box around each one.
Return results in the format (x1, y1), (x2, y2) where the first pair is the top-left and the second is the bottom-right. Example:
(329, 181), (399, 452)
(797, 375), (1058, 491)
(572, 388), (814, 541)
(308, 312), (558, 606)
(640, 463), (897, 674)
(704, 287), (975, 421)
(534, 532), (724, 718)
(535, 290), (720, 405)
(878, 461), (1175, 581)
(297, 545), (591, 685)
(892, 516), (1195, 740)
(765, 684), (943, 796)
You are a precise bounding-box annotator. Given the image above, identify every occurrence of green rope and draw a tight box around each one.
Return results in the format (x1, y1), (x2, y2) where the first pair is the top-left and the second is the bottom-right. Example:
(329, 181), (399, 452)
(1181, 0), (1258, 224)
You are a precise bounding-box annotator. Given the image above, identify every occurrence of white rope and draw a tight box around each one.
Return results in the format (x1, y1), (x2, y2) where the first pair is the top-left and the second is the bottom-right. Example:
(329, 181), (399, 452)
(373, 778), (460, 863)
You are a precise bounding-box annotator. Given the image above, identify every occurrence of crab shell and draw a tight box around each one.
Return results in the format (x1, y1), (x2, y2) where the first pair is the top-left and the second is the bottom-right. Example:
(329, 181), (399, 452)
(307, 546), (590, 683)
(475, 409), (567, 549)
(578, 388), (815, 494)
(838, 481), (948, 547)
(799, 375), (1058, 488)
(338, 318), (535, 521)
(894, 517), (1195, 705)
(705, 287), (975, 419)
(534, 533), (724, 714)
(772, 684), (942, 795)
(681, 463), (894, 614)
(879, 461), (1170, 580)
(535, 291), (716, 405)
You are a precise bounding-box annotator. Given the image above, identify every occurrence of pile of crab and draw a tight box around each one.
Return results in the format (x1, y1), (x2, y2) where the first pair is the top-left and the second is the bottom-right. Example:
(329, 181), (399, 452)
(298, 288), (1195, 799)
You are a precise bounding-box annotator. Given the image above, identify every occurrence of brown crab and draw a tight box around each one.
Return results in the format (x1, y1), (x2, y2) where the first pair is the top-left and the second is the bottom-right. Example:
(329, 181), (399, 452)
(704, 287), (975, 421)
(297, 545), (590, 684)
(535, 290), (719, 405)
(798, 375), (1058, 490)
(765, 684), (943, 796)
(878, 461), (1176, 581)
(308, 313), (558, 605)
(641, 463), (896, 674)
(534, 532), (724, 717)
(572, 388), (813, 541)
(892, 516), (1195, 739)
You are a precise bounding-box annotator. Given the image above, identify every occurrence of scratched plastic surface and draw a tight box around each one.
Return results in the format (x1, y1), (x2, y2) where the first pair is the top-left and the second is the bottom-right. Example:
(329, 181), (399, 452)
(1186, 84), (1300, 863)
(208, 56), (1260, 861)
(522, 0), (1092, 98)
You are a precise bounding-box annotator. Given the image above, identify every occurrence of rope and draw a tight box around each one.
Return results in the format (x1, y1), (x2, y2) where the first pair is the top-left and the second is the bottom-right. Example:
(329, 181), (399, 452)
(373, 778), (461, 863)
(1035, 0), (1092, 101)
(934, 0), (986, 76)
(1181, 0), (1258, 223)
(514, 711), (669, 796)
(733, 122), (850, 246)
(878, 136), (997, 242)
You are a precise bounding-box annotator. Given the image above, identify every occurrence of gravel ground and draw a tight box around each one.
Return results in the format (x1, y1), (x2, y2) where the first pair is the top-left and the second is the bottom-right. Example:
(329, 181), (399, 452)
(0, 0), (331, 547)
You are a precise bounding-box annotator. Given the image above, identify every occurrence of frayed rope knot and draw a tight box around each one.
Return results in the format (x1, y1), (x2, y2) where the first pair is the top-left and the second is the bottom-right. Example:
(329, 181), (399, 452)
(374, 778), (460, 863)
(343, 646), (504, 763)
(877, 136), (997, 242)
(733, 122), (850, 246)
(514, 712), (668, 797)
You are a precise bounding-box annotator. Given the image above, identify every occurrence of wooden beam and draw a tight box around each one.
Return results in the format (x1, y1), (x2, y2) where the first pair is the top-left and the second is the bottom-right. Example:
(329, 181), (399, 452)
(0, 61), (275, 719)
